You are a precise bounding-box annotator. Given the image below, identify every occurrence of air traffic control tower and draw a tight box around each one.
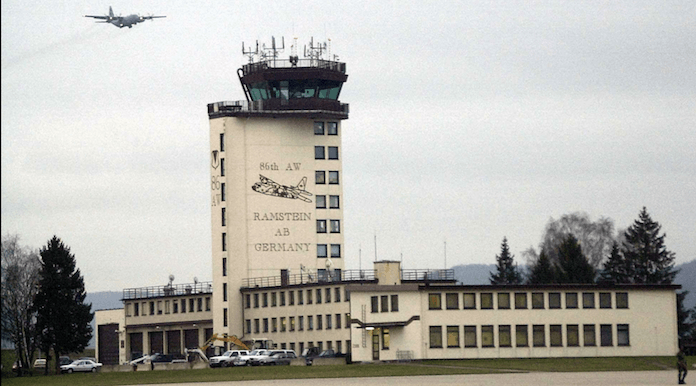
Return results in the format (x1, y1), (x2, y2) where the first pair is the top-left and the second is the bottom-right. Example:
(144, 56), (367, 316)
(207, 38), (349, 338)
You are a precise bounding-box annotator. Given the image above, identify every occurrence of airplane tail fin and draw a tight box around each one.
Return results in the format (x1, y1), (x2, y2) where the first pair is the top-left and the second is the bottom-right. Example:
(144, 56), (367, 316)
(109, 6), (114, 17)
(296, 177), (307, 190)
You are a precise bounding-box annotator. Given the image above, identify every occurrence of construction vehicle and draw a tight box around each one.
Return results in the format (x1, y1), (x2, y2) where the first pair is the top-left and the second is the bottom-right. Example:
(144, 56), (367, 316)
(184, 334), (274, 363)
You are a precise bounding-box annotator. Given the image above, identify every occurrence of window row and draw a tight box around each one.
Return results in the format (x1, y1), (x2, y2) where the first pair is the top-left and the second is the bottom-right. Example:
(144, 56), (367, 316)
(428, 323), (630, 349)
(314, 121), (339, 136)
(245, 287), (348, 308)
(370, 295), (400, 313)
(127, 297), (211, 317)
(316, 195), (340, 209)
(315, 146), (339, 160)
(315, 171), (339, 185)
(317, 244), (341, 258)
(428, 291), (629, 311)
(245, 313), (352, 334)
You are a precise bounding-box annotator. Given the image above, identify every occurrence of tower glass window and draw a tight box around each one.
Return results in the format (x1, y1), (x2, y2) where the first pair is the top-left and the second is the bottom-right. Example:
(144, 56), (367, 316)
(316, 171), (326, 184)
(331, 244), (341, 258)
(317, 220), (327, 233)
(316, 195), (326, 208)
(317, 244), (328, 258)
(329, 195), (340, 208)
(314, 121), (325, 135)
(327, 122), (338, 135)
(329, 171), (339, 184)
(328, 146), (339, 160)
(330, 220), (340, 233)
(315, 146), (325, 159)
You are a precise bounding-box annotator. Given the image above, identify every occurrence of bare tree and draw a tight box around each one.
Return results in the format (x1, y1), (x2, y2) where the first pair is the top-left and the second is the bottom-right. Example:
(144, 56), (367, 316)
(1, 234), (40, 375)
(539, 212), (615, 269)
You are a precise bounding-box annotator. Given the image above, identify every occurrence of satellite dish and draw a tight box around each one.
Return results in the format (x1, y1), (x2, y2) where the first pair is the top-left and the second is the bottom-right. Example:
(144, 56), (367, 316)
(193, 277), (198, 284)
(169, 274), (175, 282)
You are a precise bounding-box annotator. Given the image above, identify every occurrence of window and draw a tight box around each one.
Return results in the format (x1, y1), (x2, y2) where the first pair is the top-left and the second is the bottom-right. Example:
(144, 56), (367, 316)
(617, 324), (630, 346)
(221, 207), (226, 226)
(463, 293), (476, 309)
(317, 244), (327, 258)
(446, 293), (459, 309)
(330, 220), (340, 233)
(223, 308), (228, 327)
(298, 290), (304, 305)
(481, 293), (493, 309)
(371, 296), (379, 313)
(222, 257), (227, 277)
(289, 316), (295, 331)
(335, 287), (341, 302)
(345, 313), (351, 329)
(481, 325), (494, 348)
(329, 195), (340, 208)
(223, 283), (227, 302)
(173, 302), (179, 314)
(429, 293), (442, 310)
(380, 295), (389, 312)
(549, 292), (561, 309)
(262, 293), (269, 307)
(583, 324), (596, 346)
(189, 298), (194, 313)
(429, 326), (443, 348)
(583, 292), (595, 308)
(245, 319), (251, 334)
(331, 244), (341, 258)
(206, 297), (211, 311)
(600, 324), (613, 346)
(499, 325), (512, 347)
(532, 293), (544, 309)
(198, 298), (203, 312)
(219, 133), (225, 152)
(328, 122), (338, 135)
(391, 295), (399, 312)
(298, 316), (304, 331)
(271, 292), (277, 307)
(222, 232), (227, 251)
(382, 328), (390, 349)
(533, 325), (545, 347)
(181, 299), (186, 313)
(280, 291), (286, 306)
(157, 301), (162, 315)
(221, 182), (225, 201)
(316, 171), (326, 184)
(616, 292), (629, 309)
(254, 319), (260, 333)
(566, 292), (578, 309)
(325, 288), (331, 303)
(336, 314), (342, 329)
(326, 314), (332, 329)
(281, 317), (287, 332)
(328, 171), (339, 184)
(550, 325), (562, 347)
(220, 158), (225, 177)
(308, 315), (314, 330)
(515, 293), (527, 309)
(498, 293), (510, 309)
(289, 290), (294, 305)
(447, 326), (460, 348)
(464, 326), (477, 348)
(317, 220), (327, 233)
(316, 195), (326, 209)
(567, 325), (579, 347)
(307, 289), (313, 304)
(516, 325), (528, 347)
(315, 146), (325, 159)
(600, 293), (612, 308)
(245, 294), (250, 308)
(254, 293), (259, 308)
(316, 289), (322, 304)
(314, 121), (325, 135)
(328, 146), (339, 160)
(263, 318), (268, 333)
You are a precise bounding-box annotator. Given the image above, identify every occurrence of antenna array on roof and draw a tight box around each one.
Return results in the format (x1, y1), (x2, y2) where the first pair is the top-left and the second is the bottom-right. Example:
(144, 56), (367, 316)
(242, 37), (336, 64)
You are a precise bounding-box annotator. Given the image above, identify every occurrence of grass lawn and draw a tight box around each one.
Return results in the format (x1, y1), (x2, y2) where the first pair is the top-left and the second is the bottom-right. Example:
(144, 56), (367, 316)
(1, 356), (689, 386)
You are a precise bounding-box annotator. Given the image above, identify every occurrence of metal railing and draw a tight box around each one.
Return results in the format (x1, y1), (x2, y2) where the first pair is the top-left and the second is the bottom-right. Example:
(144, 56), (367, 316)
(208, 100), (349, 116)
(401, 269), (455, 281)
(122, 281), (213, 300)
(242, 269), (376, 288)
(242, 59), (346, 75)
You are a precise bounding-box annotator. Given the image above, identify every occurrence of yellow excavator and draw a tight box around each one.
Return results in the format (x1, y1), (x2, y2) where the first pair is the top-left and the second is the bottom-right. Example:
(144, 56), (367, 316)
(185, 334), (274, 362)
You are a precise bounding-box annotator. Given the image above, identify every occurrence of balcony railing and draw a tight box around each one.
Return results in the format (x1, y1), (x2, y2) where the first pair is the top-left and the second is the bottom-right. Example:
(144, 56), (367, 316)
(242, 59), (346, 75)
(208, 99), (349, 118)
(242, 269), (375, 288)
(122, 281), (213, 300)
(401, 269), (455, 282)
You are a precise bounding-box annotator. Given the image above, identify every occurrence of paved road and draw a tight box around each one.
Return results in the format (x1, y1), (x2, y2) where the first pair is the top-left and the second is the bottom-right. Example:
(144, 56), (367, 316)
(132, 370), (681, 386)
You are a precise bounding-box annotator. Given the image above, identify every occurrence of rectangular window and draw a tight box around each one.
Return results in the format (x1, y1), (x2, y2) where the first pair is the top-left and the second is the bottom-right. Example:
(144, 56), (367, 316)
(281, 317), (286, 332)
(381, 295), (389, 312)
(533, 325), (545, 347)
(617, 324), (630, 346)
(516, 325), (528, 347)
(583, 324), (596, 346)
(382, 328), (390, 350)
(532, 293), (544, 309)
(429, 326), (443, 348)
(221, 183), (225, 201)
(271, 292), (277, 307)
(220, 158), (225, 177)
(345, 313), (351, 329)
(391, 295), (399, 312)
(583, 292), (595, 308)
(566, 292), (578, 309)
(515, 293), (528, 309)
(446, 293), (459, 310)
(222, 232), (227, 251)
(262, 293), (268, 307)
(335, 287), (341, 302)
(317, 244), (327, 258)
(315, 146), (325, 159)
(327, 122), (338, 135)
(549, 292), (561, 309)
(314, 121), (325, 135)
(371, 296), (379, 313)
(498, 293), (510, 309)
(550, 325), (562, 347)
(308, 315), (314, 330)
(223, 283), (227, 302)
(299, 316), (304, 331)
(616, 292), (629, 309)
(254, 319), (260, 333)
(325, 288), (331, 303)
(316, 288), (322, 304)
(330, 220), (340, 233)
(336, 314), (342, 329)
(600, 324), (613, 346)
(134, 302), (139, 316)
(253, 293), (259, 308)
(223, 308), (228, 327)
(600, 293), (612, 309)
(220, 133), (225, 152)
(189, 299), (194, 313)
(317, 220), (327, 233)
(567, 325), (579, 347)
(328, 171), (339, 184)
(328, 146), (339, 160)
(222, 257), (227, 277)
(181, 299), (186, 313)
(157, 301), (162, 315)
(464, 326), (477, 348)
(198, 298), (203, 312)
(263, 318), (268, 333)
(298, 290), (304, 305)
(429, 293), (442, 310)
(481, 293), (493, 309)
(289, 316), (295, 331)
(280, 291), (286, 306)
(316, 195), (326, 209)
(173, 302), (178, 314)
(206, 297), (211, 312)
(331, 244), (341, 258)
(289, 290), (294, 305)
(499, 325), (512, 347)
(316, 171), (326, 184)
(481, 325), (494, 348)
(329, 195), (340, 208)
(307, 289), (313, 304)
(463, 293), (476, 309)
(221, 207), (226, 226)
(447, 326), (460, 348)
(326, 314), (332, 330)
(245, 319), (251, 334)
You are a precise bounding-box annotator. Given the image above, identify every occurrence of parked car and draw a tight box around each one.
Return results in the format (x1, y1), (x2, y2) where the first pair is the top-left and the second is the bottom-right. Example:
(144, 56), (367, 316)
(33, 359), (46, 369)
(60, 359), (102, 373)
(78, 357), (97, 363)
(149, 353), (174, 363)
(233, 349), (270, 366)
(259, 351), (296, 366)
(59, 356), (72, 366)
(209, 350), (249, 368)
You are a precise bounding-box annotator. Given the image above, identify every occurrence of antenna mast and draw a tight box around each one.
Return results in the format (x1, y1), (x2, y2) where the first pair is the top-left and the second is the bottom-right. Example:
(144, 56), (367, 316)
(242, 40), (259, 63)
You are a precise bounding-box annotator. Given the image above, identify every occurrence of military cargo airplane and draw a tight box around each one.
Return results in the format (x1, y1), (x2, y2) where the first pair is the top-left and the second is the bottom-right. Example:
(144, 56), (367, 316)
(251, 175), (313, 203)
(84, 6), (165, 28)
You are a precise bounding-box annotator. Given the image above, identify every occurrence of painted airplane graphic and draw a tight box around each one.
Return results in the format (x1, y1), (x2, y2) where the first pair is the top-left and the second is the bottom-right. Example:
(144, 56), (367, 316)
(251, 175), (313, 203)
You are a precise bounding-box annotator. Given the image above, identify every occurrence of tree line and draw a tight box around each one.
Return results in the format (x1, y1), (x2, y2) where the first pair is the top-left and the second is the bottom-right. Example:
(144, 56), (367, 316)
(1, 235), (93, 376)
(489, 207), (695, 340)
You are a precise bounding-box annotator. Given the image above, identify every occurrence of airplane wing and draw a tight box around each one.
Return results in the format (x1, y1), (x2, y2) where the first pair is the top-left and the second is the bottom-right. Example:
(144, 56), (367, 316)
(84, 15), (110, 20)
(141, 15), (166, 20)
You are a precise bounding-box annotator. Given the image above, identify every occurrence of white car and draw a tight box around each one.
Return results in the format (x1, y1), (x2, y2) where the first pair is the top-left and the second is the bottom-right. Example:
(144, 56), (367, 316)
(233, 349), (270, 366)
(209, 350), (249, 368)
(60, 359), (103, 373)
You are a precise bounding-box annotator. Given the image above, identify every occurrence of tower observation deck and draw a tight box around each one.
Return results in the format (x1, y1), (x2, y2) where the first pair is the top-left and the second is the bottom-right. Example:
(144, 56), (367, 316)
(208, 38), (349, 120)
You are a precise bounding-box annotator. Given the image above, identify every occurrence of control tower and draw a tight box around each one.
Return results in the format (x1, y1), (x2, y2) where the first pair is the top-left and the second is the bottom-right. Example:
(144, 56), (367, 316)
(207, 37), (349, 337)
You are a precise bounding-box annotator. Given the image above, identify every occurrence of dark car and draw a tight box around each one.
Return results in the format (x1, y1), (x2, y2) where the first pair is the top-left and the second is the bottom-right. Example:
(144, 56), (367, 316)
(150, 353), (174, 363)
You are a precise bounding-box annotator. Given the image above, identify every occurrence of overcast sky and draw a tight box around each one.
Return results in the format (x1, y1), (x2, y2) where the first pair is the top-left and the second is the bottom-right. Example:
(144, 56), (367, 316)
(2, 1), (695, 292)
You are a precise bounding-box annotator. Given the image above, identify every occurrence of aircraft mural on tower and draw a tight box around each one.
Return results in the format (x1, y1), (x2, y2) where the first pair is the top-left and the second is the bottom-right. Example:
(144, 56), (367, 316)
(84, 6), (165, 28)
(251, 175), (313, 203)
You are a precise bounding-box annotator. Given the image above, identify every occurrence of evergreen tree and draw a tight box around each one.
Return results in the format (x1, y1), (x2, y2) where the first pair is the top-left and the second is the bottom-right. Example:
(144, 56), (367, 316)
(599, 242), (632, 283)
(621, 207), (678, 284)
(489, 237), (523, 284)
(556, 234), (595, 284)
(34, 236), (93, 374)
(677, 291), (695, 339)
(527, 249), (557, 284)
